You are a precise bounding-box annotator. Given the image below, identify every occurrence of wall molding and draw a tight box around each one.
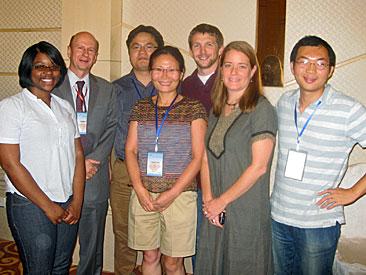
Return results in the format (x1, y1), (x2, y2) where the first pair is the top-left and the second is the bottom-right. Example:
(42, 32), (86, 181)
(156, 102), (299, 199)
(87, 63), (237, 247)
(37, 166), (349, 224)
(0, 28), (61, 33)
(0, 72), (17, 76)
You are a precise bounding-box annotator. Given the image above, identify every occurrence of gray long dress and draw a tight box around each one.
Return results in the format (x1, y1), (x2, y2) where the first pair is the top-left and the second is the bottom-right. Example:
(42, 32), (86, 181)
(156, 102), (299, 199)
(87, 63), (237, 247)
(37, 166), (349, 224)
(195, 97), (277, 275)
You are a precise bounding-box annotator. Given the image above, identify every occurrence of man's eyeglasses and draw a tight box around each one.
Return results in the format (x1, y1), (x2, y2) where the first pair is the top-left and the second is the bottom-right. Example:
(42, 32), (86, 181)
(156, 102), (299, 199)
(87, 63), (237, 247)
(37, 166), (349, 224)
(295, 58), (329, 70)
(32, 64), (61, 72)
(130, 44), (158, 53)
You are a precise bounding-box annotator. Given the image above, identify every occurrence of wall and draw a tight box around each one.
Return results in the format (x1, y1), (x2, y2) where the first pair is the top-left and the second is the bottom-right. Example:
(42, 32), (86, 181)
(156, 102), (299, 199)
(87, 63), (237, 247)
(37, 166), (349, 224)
(1, 0), (366, 272)
(119, 0), (257, 80)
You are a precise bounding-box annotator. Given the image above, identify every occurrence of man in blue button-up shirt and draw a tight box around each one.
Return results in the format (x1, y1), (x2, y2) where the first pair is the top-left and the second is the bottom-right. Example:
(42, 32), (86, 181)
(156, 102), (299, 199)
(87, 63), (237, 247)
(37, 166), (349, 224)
(111, 25), (164, 275)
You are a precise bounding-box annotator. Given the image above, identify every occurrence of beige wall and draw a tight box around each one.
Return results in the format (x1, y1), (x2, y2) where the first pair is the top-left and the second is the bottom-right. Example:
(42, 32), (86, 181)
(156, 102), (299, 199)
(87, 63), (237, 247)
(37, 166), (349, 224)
(1, 0), (366, 272)
(119, 0), (257, 79)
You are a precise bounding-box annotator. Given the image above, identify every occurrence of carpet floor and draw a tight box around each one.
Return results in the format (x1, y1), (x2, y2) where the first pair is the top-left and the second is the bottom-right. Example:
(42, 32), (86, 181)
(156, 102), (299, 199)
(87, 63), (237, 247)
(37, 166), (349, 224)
(0, 239), (115, 274)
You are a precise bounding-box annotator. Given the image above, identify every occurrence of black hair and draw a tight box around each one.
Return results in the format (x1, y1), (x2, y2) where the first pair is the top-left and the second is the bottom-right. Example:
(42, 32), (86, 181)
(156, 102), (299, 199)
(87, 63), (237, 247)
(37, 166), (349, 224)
(188, 23), (224, 49)
(290, 35), (336, 66)
(18, 41), (67, 89)
(126, 25), (164, 50)
(148, 46), (185, 76)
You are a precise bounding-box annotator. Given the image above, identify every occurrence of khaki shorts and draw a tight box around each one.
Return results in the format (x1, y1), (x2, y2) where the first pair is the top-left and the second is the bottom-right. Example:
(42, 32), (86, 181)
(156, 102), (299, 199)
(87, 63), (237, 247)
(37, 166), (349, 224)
(128, 190), (197, 257)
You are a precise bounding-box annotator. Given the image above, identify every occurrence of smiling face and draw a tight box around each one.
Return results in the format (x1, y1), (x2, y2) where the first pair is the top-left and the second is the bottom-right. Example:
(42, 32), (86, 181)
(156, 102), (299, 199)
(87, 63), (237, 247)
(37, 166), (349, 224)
(30, 52), (61, 95)
(67, 32), (98, 78)
(291, 45), (334, 97)
(129, 32), (159, 72)
(190, 32), (223, 74)
(221, 49), (257, 95)
(150, 54), (182, 95)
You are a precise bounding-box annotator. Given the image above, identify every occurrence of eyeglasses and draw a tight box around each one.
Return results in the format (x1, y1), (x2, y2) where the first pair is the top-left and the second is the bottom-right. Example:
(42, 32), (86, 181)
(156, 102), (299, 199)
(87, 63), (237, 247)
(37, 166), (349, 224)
(295, 58), (329, 70)
(151, 67), (181, 75)
(130, 44), (158, 53)
(32, 64), (61, 72)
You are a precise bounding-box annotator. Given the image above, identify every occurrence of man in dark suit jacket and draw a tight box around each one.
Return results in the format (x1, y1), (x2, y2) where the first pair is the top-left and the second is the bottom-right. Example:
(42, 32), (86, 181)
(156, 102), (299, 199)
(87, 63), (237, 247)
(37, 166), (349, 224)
(53, 31), (117, 275)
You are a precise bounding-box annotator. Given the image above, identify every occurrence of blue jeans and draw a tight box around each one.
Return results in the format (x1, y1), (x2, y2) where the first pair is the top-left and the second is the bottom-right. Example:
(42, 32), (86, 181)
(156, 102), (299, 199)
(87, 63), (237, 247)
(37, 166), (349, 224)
(272, 219), (340, 275)
(6, 193), (78, 275)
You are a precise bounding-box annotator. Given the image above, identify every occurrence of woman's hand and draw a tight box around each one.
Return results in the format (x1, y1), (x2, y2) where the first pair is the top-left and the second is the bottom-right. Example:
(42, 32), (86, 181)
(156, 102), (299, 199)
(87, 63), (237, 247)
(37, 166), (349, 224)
(63, 199), (83, 224)
(135, 187), (154, 212)
(44, 202), (68, 224)
(153, 189), (179, 212)
(209, 215), (224, 229)
(203, 197), (227, 220)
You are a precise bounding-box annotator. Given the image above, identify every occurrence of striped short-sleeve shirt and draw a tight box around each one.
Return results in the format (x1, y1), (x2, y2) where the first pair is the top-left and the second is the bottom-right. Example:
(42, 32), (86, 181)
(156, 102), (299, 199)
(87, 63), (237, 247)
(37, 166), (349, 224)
(129, 96), (207, 193)
(271, 85), (366, 228)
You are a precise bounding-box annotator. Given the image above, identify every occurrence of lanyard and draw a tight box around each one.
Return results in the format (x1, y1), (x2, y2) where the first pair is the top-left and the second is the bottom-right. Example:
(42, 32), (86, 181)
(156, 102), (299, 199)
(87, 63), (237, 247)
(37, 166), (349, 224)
(154, 94), (179, 152)
(75, 86), (88, 112)
(294, 100), (321, 150)
(132, 79), (155, 99)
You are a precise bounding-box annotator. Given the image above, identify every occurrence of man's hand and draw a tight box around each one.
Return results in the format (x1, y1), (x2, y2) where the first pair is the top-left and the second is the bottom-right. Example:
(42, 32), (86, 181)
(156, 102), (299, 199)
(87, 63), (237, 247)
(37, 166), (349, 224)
(85, 159), (100, 180)
(317, 187), (358, 209)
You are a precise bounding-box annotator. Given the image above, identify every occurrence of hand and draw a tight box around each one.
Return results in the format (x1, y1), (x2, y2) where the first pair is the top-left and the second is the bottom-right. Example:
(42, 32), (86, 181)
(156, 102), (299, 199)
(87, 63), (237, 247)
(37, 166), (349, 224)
(317, 187), (358, 209)
(85, 159), (100, 180)
(203, 197), (227, 220)
(152, 190), (178, 212)
(209, 215), (224, 229)
(43, 202), (68, 224)
(63, 199), (82, 224)
(135, 187), (154, 212)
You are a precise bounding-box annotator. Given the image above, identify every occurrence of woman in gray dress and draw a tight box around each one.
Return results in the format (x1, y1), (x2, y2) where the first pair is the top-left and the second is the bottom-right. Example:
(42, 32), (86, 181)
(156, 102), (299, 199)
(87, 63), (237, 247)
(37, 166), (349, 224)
(195, 41), (277, 275)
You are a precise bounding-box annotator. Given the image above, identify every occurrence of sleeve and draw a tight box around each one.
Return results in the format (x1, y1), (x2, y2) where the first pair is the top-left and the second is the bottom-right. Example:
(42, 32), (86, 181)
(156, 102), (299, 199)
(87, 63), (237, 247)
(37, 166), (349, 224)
(71, 105), (80, 139)
(0, 97), (22, 144)
(190, 100), (208, 122)
(129, 100), (142, 122)
(251, 97), (278, 141)
(346, 100), (366, 147)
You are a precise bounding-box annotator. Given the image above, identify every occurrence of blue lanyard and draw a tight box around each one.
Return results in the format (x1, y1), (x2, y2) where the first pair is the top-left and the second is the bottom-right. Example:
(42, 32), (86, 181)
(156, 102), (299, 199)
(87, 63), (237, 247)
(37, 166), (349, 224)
(294, 100), (321, 150)
(154, 94), (179, 152)
(132, 79), (155, 99)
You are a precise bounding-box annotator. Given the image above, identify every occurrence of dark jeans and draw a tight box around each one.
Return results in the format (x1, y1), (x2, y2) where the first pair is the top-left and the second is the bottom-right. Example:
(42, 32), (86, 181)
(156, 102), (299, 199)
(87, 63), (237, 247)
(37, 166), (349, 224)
(6, 192), (78, 275)
(272, 219), (340, 275)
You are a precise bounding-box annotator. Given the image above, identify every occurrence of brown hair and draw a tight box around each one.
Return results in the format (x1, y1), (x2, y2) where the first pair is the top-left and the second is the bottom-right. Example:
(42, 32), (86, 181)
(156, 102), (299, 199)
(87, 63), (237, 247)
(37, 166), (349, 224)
(211, 41), (263, 116)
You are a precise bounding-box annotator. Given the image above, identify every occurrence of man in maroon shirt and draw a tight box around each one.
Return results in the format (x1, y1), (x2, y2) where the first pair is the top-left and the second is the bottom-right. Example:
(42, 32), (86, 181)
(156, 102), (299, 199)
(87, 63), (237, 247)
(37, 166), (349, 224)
(181, 23), (224, 113)
(181, 23), (224, 269)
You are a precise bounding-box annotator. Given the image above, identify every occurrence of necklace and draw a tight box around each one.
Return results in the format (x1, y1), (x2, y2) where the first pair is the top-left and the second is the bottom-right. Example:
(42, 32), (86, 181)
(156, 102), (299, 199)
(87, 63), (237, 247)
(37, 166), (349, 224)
(225, 100), (238, 110)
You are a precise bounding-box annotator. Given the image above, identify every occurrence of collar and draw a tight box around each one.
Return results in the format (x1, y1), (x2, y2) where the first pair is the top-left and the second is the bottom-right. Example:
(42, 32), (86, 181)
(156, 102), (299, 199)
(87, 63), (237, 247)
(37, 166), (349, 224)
(67, 69), (90, 88)
(23, 88), (54, 102)
(291, 84), (332, 108)
(128, 70), (154, 89)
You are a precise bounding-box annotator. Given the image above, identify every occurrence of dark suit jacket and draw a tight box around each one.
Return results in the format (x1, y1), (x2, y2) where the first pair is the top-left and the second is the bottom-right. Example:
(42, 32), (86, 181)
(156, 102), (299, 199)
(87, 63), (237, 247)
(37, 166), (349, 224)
(53, 74), (117, 203)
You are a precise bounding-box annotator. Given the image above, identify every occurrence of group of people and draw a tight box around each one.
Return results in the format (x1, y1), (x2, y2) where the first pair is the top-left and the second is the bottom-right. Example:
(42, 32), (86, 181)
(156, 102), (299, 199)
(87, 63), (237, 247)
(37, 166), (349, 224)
(0, 22), (365, 275)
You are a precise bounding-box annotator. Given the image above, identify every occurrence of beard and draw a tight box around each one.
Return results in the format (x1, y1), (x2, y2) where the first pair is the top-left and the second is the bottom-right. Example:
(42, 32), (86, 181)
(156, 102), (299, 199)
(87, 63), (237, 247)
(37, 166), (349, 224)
(195, 55), (219, 70)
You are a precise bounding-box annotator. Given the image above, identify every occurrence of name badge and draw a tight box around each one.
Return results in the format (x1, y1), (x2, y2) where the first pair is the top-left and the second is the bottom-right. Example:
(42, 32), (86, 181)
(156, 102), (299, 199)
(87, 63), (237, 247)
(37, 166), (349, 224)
(77, 112), (88, 135)
(147, 151), (163, 177)
(284, 149), (307, 181)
